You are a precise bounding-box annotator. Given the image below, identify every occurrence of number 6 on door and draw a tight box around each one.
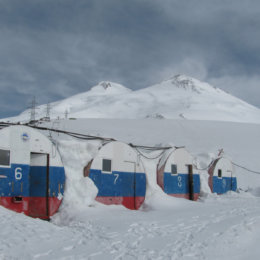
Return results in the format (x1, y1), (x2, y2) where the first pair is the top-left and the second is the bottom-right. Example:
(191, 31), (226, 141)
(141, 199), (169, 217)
(15, 167), (22, 180)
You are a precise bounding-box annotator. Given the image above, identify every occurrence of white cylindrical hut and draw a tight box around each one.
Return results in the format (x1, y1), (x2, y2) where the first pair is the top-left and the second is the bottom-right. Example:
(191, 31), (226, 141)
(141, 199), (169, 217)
(0, 125), (65, 219)
(157, 147), (200, 201)
(84, 141), (146, 210)
(208, 157), (237, 194)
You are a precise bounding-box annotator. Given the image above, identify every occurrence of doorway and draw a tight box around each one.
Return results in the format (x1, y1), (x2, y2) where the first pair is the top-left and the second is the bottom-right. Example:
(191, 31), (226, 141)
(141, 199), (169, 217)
(187, 164), (194, 200)
(29, 153), (49, 218)
(123, 161), (137, 209)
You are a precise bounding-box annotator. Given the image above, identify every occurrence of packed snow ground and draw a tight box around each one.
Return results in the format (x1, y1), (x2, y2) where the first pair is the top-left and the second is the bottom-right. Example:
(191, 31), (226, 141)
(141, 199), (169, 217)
(1, 193), (260, 260)
(1, 118), (260, 259)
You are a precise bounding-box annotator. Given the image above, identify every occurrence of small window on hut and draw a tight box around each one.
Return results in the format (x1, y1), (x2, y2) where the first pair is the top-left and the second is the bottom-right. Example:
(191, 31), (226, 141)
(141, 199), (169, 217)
(102, 159), (112, 173)
(218, 169), (222, 178)
(0, 149), (10, 166)
(171, 164), (177, 175)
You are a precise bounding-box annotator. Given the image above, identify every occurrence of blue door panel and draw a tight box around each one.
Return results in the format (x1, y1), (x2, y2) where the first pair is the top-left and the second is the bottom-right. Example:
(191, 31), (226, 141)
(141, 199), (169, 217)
(164, 173), (200, 194)
(213, 176), (237, 194)
(135, 173), (146, 197)
(29, 166), (47, 197)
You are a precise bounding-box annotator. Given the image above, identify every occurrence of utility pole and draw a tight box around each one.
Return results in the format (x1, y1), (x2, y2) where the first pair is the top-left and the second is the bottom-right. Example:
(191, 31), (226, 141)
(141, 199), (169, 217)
(29, 96), (37, 123)
(45, 102), (51, 121)
(65, 109), (68, 119)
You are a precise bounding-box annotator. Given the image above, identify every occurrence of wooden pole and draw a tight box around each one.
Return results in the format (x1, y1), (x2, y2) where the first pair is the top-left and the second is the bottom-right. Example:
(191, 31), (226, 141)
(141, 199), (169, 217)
(188, 165), (194, 201)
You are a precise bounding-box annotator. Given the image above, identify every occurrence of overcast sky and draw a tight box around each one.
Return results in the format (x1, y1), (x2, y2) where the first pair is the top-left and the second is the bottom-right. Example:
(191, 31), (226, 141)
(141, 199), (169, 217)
(0, 0), (260, 118)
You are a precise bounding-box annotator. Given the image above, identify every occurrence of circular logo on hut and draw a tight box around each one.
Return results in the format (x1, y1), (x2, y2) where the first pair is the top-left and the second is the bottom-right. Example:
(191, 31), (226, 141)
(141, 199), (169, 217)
(21, 132), (29, 141)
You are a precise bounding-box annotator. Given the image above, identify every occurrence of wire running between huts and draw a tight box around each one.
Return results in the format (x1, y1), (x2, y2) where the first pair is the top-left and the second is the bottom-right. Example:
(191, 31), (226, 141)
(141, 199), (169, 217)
(232, 162), (260, 174)
(1, 121), (260, 174)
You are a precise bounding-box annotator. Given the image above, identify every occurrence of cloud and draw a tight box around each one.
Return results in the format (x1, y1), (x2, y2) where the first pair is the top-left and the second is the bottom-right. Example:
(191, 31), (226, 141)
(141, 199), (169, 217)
(157, 59), (208, 83)
(0, 0), (260, 118)
(209, 75), (260, 108)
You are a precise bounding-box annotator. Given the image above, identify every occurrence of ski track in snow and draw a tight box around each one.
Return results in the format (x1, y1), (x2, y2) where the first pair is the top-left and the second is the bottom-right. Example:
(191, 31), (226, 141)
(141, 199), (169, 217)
(1, 194), (259, 260)
(102, 199), (259, 260)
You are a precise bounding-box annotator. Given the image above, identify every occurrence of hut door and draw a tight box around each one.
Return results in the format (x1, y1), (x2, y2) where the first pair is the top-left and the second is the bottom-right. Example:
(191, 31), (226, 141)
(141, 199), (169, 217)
(227, 169), (232, 190)
(124, 161), (136, 209)
(187, 165), (194, 201)
(29, 153), (49, 218)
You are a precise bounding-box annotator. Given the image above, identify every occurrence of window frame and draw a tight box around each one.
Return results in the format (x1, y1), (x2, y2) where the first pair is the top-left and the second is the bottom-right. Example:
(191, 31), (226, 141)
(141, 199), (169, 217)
(0, 148), (11, 167)
(171, 164), (178, 175)
(217, 169), (222, 178)
(102, 158), (112, 174)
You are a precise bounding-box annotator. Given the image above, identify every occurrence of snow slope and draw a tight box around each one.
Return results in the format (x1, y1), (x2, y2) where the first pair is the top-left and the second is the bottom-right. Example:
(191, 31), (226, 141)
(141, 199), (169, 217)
(4, 75), (260, 123)
(0, 118), (260, 259)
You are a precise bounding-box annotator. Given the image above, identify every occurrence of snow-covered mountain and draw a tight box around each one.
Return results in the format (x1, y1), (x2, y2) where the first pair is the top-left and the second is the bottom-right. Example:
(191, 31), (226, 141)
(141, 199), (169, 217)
(4, 75), (260, 123)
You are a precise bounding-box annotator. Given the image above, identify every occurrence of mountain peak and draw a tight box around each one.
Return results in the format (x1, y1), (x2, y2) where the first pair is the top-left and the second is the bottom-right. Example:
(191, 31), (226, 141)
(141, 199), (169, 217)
(98, 81), (112, 89)
(160, 74), (217, 94)
(172, 74), (197, 88)
(90, 81), (132, 94)
(165, 73), (195, 82)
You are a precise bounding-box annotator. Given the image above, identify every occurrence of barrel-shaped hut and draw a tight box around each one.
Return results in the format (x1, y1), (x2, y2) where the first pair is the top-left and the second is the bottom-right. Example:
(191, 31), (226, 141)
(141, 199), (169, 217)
(208, 157), (237, 194)
(84, 141), (146, 210)
(157, 147), (200, 200)
(0, 125), (65, 219)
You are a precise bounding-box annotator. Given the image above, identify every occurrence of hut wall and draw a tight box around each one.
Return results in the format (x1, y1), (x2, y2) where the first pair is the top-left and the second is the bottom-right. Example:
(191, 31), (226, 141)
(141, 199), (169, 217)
(158, 148), (200, 201)
(0, 126), (65, 219)
(87, 142), (146, 210)
(209, 157), (237, 194)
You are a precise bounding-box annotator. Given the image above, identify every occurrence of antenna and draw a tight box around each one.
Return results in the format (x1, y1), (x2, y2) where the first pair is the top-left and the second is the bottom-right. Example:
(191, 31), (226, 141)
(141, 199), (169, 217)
(218, 148), (224, 157)
(65, 109), (68, 119)
(29, 96), (37, 123)
(45, 102), (51, 121)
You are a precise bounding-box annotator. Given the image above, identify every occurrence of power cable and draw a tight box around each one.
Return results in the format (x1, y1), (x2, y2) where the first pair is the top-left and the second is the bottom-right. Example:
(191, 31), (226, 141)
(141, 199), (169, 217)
(134, 147), (166, 160)
(2, 121), (260, 174)
(232, 162), (260, 174)
(26, 124), (116, 142)
(193, 160), (215, 171)
(194, 165), (210, 171)
(130, 144), (172, 151)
